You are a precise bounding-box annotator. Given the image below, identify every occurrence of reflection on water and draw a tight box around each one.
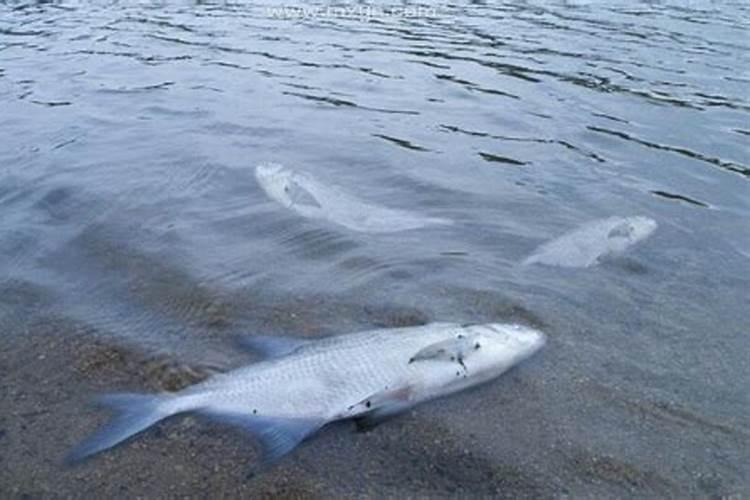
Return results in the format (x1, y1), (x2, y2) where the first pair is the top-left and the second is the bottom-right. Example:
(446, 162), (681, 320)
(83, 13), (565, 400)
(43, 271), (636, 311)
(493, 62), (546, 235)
(1, 0), (748, 497)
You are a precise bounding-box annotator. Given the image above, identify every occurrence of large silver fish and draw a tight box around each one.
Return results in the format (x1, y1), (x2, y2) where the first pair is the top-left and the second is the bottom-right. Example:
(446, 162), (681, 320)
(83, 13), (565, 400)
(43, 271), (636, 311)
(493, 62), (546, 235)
(522, 216), (657, 268)
(68, 322), (545, 463)
(255, 163), (452, 233)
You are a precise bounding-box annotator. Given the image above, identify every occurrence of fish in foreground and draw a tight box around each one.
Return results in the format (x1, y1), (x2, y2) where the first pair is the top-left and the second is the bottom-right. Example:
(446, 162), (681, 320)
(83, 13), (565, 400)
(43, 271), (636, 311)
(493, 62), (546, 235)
(255, 163), (452, 233)
(522, 215), (657, 268)
(68, 322), (545, 464)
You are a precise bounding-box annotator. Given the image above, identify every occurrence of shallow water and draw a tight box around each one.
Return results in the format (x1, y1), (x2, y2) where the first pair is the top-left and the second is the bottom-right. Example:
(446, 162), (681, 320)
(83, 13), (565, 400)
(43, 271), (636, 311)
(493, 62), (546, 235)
(1, 0), (749, 497)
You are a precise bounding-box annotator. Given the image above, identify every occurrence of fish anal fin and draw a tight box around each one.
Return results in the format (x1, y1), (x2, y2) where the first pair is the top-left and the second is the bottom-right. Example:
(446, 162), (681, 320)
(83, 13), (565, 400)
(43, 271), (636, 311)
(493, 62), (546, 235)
(285, 180), (322, 209)
(234, 335), (311, 359)
(204, 411), (324, 464)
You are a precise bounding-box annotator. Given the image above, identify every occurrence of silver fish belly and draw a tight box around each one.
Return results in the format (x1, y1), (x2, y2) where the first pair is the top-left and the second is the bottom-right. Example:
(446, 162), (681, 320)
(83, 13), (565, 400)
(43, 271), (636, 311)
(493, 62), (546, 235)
(67, 322), (545, 464)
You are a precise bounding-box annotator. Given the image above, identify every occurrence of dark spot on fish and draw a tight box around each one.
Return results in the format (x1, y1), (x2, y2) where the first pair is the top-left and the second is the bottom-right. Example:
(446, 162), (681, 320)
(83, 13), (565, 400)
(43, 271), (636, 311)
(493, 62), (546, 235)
(457, 334), (464, 339)
(408, 357), (414, 364)
(456, 371), (461, 376)
(474, 342), (481, 350)
(252, 409), (257, 414)
(458, 355), (467, 372)
(365, 400), (371, 408)
(450, 356), (455, 361)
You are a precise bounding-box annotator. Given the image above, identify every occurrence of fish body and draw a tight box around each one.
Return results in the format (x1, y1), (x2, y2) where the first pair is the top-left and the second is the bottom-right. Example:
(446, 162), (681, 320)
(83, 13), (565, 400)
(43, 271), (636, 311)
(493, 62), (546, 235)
(523, 215), (657, 267)
(68, 322), (545, 463)
(255, 163), (451, 233)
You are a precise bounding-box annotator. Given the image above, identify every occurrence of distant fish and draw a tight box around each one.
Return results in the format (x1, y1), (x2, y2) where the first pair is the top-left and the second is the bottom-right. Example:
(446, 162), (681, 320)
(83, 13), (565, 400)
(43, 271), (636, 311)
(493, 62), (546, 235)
(522, 216), (657, 267)
(255, 163), (451, 233)
(67, 323), (545, 464)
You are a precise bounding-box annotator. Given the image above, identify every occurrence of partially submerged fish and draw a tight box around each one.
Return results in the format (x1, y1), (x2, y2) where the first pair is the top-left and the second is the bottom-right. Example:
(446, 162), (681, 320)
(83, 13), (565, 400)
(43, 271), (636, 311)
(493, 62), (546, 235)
(68, 322), (545, 464)
(255, 163), (451, 233)
(522, 216), (657, 268)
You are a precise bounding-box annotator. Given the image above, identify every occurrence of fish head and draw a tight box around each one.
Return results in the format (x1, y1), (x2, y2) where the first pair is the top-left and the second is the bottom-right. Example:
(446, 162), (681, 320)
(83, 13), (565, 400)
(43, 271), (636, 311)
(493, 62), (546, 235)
(255, 163), (294, 204)
(610, 216), (657, 242)
(629, 216), (658, 241)
(457, 323), (545, 378)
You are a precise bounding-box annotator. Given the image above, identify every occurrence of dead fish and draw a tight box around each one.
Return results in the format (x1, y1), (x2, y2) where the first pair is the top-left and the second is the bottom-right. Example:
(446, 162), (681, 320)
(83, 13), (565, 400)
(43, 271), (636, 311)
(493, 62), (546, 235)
(67, 322), (544, 464)
(522, 216), (657, 267)
(254, 163), (452, 233)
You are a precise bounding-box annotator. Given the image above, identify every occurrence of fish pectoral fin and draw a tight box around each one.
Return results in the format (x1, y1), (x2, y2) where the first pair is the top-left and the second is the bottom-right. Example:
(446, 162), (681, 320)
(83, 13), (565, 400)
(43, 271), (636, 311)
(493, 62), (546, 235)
(349, 385), (415, 432)
(286, 181), (322, 208)
(205, 412), (324, 464)
(408, 336), (475, 364)
(234, 335), (311, 359)
(409, 344), (449, 363)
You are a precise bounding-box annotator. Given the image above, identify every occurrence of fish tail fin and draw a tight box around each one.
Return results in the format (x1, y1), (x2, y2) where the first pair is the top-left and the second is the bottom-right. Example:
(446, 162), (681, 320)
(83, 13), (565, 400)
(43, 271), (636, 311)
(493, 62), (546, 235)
(66, 393), (180, 463)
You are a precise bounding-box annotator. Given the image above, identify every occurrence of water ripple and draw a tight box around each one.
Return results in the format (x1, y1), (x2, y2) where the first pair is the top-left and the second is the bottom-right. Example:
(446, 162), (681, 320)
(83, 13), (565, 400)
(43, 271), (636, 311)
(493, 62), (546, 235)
(588, 126), (750, 179)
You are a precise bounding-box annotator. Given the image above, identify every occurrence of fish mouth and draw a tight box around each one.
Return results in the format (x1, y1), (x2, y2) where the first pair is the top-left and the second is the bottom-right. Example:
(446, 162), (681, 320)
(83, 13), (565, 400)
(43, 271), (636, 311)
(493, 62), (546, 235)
(483, 323), (546, 351)
(512, 325), (545, 350)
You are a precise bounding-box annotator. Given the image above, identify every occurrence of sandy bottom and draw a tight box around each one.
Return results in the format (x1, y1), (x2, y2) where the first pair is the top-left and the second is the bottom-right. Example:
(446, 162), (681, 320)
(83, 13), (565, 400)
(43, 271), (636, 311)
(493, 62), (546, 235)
(1, 283), (747, 499)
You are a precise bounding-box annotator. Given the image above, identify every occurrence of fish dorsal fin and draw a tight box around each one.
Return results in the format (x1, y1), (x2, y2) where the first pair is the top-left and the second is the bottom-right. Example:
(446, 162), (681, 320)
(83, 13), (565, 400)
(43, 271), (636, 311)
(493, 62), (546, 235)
(203, 411), (323, 464)
(235, 335), (311, 358)
(408, 333), (479, 364)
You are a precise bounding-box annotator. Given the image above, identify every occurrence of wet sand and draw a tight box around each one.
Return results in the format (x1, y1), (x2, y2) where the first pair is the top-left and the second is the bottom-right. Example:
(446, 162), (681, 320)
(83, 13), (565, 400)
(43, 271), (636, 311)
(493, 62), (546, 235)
(1, 289), (551, 498)
(1, 276), (747, 498)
